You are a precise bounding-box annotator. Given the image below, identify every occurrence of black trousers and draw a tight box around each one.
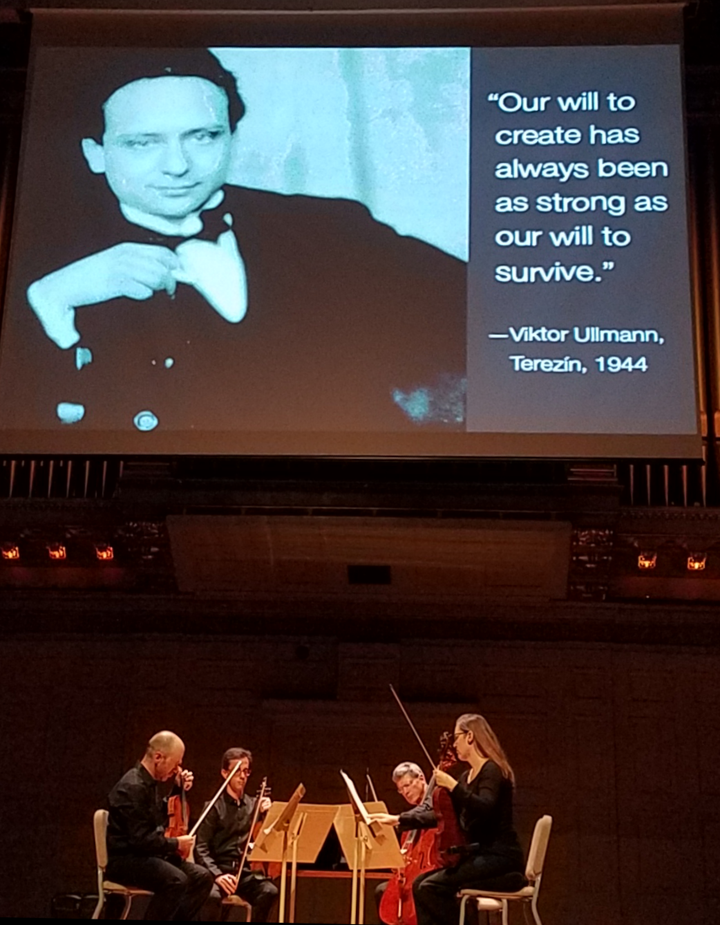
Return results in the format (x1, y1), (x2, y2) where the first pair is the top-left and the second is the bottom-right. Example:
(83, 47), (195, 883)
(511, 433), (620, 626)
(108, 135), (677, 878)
(413, 855), (523, 925)
(106, 855), (214, 921)
(201, 869), (278, 923)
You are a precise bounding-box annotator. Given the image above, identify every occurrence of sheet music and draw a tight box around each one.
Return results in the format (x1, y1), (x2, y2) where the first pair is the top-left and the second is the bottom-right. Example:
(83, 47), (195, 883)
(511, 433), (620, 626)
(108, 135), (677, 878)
(340, 770), (373, 826)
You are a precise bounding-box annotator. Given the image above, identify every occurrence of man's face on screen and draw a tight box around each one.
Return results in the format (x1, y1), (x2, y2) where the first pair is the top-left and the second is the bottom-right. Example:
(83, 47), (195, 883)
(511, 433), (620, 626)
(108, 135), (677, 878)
(82, 75), (233, 219)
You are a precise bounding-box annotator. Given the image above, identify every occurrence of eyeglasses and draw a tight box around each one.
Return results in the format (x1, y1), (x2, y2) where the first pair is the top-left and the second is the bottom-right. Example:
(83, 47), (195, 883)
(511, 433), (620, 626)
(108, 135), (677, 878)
(452, 731), (469, 741)
(396, 781), (417, 795)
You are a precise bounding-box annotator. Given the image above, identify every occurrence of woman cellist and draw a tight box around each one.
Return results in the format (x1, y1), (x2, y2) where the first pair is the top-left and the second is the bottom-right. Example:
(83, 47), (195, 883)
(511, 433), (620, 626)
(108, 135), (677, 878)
(412, 714), (525, 925)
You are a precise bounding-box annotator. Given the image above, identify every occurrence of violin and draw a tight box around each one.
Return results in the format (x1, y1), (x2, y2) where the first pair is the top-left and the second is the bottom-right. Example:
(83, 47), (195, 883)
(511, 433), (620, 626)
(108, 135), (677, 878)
(247, 783), (282, 880)
(233, 777), (271, 888)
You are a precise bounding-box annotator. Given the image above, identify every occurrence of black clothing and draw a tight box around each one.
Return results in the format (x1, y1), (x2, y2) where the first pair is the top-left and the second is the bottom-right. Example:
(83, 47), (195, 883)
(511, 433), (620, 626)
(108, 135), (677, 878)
(196, 791), (278, 923)
(397, 788), (437, 834)
(107, 763), (178, 860)
(195, 791), (256, 878)
(1, 185), (466, 443)
(203, 874), (278, 923)
(413, 762), (524, 925)
(449, 762), (523, 862)
(105, 763), (213, 921)
(413, 856), (524, 925)
(106, 855), (213, 922)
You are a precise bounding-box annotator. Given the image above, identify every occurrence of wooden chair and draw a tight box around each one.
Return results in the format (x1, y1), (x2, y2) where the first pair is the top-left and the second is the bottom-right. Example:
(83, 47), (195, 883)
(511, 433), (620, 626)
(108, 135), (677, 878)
(91, 809), (153, 920)
(458, 815), (553, 925)
(221, 892), (253, 922)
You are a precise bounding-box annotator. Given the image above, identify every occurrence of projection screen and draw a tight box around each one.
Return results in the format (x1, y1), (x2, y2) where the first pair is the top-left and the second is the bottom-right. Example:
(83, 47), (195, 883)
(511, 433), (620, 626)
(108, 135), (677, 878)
(0, 8), (700, 457)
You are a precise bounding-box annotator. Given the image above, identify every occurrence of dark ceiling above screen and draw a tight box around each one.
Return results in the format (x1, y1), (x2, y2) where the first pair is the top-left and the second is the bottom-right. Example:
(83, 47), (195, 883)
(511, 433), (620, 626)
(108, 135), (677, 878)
(0, 8), (699, 457)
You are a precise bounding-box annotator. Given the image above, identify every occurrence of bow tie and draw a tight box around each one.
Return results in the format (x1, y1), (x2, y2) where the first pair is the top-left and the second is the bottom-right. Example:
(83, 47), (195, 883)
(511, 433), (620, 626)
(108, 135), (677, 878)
(143, 204), (235, 248)
(144, 211), (247, 324)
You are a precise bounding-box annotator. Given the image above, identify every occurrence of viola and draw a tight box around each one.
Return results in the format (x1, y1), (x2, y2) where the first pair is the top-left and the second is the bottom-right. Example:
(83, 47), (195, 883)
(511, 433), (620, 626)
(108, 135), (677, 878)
(166, 778), (190, 838)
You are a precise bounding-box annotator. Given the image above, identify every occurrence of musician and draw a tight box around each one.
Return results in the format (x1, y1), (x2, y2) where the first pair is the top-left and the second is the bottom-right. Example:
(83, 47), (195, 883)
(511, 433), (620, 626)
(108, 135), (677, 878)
(369, 761), (436, 913)
(370, 761), (435, 833)
(412, 714), (525, 925)
(196, 747), (278, 922)
(106, 731), (214, 920)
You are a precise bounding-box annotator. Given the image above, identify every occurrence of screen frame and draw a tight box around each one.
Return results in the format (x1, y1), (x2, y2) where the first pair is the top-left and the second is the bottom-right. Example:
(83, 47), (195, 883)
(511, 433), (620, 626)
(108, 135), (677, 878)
(0, 6), (699, 459)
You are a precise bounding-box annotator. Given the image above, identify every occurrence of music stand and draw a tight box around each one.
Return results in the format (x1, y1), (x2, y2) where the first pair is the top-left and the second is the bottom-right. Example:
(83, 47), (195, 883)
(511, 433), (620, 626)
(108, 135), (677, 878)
(248, 783), (305, 923)
(337, 771), (405, 925)
(251, 788), (340, 923)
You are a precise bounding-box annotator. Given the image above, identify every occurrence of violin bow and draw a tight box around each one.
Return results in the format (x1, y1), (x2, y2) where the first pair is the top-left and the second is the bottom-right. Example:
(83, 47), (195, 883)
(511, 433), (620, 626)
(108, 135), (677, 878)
(389, 684), (438, 773)
(232, 776), (268, 890)
(189, 758), (246, 838)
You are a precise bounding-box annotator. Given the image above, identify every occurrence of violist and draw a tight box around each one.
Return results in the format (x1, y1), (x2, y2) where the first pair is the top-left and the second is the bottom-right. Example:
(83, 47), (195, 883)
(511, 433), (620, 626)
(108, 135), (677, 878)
(106, 731), (214, 921)
(412, 714), (525, 925)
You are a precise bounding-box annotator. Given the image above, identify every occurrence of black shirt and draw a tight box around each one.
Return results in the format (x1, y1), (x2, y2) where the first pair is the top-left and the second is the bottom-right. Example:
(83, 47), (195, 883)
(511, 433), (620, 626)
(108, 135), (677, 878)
(449, 761), (523, 863)
(397, 786), (437, 833)
(195, 791), (257, 878)
(2, 186), (466, 439)
(107, 762), (179, 860)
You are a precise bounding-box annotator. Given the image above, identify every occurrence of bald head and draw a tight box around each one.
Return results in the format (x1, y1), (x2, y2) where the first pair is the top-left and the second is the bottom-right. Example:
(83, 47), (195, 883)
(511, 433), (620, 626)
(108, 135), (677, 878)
(142, 730), (185, 781)
(146, 731), (184, 757)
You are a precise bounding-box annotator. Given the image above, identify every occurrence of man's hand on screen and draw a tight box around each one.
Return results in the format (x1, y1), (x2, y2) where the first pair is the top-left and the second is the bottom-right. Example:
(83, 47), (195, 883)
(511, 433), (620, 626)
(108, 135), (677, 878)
(27, 242), (180, 349)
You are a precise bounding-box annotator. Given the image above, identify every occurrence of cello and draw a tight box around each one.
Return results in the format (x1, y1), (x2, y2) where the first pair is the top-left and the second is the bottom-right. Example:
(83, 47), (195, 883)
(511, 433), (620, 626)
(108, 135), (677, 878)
(378, 734), (458, 925)
(430, 732), (467, 868)
(389, 685), (467, 867)
(379, 689), (468, 925)
(379, 824), (437, 925)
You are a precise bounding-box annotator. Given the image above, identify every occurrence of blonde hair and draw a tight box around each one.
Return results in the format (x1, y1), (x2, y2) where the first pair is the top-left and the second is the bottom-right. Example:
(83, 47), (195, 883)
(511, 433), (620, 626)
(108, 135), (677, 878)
(456, 714), (515, 786)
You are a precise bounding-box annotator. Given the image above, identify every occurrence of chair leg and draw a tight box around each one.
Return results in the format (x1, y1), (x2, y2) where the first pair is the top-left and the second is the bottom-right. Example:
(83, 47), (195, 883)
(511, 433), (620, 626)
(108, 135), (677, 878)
(530, 894), (543, 925)
(502, 899), (509, 925)
(120, 894), (133, 920)
(522, 898), (543, 925)
(91, 893), (104, 920)
(459, 895), (469, 925)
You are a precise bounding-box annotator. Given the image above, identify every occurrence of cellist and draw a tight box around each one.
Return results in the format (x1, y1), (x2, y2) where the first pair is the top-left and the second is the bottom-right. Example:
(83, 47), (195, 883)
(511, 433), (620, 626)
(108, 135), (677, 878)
(412, 714), (525, 925)
(368, 761), (436, 913)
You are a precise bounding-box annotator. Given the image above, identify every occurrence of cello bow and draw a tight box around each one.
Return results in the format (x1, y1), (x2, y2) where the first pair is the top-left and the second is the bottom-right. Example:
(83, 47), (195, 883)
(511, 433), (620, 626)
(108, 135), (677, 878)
(389, 684), (437, 773)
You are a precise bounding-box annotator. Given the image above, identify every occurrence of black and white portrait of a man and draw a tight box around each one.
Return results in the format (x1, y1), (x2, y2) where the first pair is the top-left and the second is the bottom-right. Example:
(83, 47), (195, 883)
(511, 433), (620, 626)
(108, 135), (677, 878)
(0, 47), (467, 444)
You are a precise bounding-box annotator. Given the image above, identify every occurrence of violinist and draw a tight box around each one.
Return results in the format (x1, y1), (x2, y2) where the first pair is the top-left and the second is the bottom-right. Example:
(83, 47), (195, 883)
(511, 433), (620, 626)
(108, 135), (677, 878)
(412, 714), (525, 925)
(369, 761), (436, 913)
(106, 731), (214, 921)
(196, 748), (278, 922)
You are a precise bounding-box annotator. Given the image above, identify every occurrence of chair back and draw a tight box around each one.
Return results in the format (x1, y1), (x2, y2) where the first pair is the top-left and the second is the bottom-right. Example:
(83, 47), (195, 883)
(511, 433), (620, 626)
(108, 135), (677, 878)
(93, 809), (109, 871)
(525, 815), (553, 883)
